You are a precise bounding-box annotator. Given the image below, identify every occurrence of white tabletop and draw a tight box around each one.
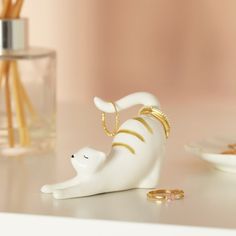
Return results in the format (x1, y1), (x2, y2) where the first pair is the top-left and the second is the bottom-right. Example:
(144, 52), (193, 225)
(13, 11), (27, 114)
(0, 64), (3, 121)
(0, 99), (236, 233)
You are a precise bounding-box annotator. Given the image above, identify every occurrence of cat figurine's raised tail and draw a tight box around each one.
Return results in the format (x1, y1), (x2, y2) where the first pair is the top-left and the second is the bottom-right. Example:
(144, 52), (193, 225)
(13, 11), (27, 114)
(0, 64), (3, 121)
(41, 92), (170, 199)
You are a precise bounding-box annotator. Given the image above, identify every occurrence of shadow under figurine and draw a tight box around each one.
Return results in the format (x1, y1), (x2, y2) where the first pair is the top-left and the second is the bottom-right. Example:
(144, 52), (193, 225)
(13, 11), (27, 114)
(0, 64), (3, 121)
(41, 92), (170, 199)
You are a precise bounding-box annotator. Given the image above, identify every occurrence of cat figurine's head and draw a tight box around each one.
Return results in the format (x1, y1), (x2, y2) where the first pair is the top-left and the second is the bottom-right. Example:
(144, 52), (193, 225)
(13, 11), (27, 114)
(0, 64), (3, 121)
(71, 147), (106, 176)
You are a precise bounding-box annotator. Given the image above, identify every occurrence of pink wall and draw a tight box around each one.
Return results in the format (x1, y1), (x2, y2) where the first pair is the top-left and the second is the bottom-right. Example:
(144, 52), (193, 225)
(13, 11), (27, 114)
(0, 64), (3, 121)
(23, 0), (236, 104)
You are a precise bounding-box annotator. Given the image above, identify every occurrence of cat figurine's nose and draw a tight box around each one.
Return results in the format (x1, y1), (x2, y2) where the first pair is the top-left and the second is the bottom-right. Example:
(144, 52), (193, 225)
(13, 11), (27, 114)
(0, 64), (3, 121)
(71, 155), (74, 158)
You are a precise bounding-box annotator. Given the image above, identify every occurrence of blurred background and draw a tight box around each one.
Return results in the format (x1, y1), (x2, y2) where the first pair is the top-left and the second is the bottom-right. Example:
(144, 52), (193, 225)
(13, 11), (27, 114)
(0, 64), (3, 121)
(22, 0), (236, 105)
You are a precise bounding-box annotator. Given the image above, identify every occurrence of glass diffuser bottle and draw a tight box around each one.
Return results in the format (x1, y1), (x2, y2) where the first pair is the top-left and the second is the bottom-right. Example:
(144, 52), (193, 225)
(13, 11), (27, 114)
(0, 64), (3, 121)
(0, 18), (56, 156)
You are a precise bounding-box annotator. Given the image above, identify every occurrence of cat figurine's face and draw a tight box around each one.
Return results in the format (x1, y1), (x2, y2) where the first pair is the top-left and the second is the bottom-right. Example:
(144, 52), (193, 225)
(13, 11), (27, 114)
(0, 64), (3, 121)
(71, 147), (106, 176)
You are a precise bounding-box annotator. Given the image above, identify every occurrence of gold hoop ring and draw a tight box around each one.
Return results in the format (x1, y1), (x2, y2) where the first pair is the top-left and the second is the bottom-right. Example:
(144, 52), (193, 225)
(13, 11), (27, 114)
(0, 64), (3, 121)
(102, 102), (120, 137)
(147, 189), (184, 201)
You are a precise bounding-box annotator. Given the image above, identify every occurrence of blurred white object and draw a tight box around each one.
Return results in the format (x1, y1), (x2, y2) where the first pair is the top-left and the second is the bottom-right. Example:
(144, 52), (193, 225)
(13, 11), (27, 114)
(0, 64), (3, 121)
(185, 137), (236, 173)
(41, 92), (168, 199)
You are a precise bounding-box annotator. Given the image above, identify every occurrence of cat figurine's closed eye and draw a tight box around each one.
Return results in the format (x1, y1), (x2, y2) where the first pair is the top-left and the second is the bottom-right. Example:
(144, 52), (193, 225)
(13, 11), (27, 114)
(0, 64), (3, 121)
(41, 92), (170, 199)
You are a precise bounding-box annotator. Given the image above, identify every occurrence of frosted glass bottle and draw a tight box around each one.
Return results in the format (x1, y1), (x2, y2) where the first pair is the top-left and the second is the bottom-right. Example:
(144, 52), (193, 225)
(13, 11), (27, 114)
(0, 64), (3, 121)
(0, 18), (56, 156)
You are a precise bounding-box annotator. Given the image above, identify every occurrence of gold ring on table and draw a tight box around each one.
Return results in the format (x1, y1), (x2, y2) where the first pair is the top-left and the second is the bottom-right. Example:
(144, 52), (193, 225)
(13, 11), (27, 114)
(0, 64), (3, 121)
(102, 102), (120, 137)
(139, 106), (170, 139)
(147, 189), (184, 201)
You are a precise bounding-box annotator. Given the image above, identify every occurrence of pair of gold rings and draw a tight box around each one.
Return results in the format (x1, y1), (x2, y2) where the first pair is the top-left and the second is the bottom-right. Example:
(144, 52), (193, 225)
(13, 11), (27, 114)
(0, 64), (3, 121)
(147, 189), (184, 202)
(101, 102), (170, 138)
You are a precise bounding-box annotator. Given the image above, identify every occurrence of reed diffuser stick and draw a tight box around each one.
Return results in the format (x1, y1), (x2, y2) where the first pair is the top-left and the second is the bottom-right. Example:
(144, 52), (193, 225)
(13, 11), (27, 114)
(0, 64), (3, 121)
(11, 61), (29, 146)
(18, 74), (38, 120)
(0, 62), (7, 89)
(0, 0), (11, 18)
(4, 63), (14, 147)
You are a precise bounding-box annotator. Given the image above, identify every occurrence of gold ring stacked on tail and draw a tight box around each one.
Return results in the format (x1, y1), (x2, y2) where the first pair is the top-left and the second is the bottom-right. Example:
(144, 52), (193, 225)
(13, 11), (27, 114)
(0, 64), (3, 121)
(139, 106), (170, 139)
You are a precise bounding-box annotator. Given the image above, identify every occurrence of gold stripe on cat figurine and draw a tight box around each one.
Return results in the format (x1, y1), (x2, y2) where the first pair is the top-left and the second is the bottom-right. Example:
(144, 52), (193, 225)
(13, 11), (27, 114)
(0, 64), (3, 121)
(132, 117), (153, 134)
(112, 142), (136, 154)
(116, 129), (145, 142)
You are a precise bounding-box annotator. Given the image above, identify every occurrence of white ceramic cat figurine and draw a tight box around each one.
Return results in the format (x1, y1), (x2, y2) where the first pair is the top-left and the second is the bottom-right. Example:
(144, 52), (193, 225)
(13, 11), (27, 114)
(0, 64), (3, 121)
(41, 92), (169, 199)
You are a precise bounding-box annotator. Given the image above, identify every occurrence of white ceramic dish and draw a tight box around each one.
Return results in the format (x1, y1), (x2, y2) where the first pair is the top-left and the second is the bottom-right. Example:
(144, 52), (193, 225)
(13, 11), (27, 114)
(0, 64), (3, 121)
(185, 137), (236, 173)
